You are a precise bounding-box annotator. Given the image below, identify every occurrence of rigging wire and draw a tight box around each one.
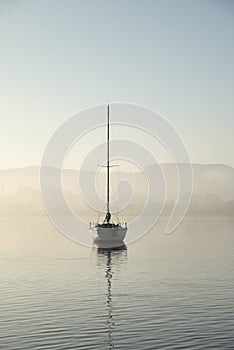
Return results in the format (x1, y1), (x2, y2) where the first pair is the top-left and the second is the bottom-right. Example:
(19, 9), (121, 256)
(95, 123), (105, 222)
(110, 122), (120, 223)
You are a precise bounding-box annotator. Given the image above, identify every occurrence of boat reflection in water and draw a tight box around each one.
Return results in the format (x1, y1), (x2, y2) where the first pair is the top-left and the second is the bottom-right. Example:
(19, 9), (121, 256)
(95, 244), (127, 349)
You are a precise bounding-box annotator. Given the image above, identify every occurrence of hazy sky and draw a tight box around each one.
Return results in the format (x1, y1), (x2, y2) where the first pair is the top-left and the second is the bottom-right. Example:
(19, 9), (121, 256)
(0, 0), (234, 168)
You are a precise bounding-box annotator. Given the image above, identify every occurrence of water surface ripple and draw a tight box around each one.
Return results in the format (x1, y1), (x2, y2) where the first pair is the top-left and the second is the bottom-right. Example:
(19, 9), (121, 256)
(0, 217), (234, 349)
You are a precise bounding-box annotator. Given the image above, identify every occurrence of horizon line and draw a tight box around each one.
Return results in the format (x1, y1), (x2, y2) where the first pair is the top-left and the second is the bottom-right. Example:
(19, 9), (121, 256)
(0, 162), (233, 172)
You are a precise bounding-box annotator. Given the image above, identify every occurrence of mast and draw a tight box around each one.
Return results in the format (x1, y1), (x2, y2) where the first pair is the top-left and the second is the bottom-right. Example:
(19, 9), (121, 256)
(106, 104), (110, 222)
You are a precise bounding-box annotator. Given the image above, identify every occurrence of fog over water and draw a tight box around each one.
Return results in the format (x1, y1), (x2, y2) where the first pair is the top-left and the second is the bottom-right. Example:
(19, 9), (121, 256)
(1, 163), (234, 349)
(0, 164), (233, 218)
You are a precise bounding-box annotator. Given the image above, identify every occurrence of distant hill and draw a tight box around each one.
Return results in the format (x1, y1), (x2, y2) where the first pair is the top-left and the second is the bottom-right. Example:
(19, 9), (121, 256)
(0, 164), (233, 217)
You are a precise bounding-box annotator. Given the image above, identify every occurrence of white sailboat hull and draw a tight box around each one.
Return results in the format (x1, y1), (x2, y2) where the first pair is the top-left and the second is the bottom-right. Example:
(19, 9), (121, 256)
(92, 226), (127, 243)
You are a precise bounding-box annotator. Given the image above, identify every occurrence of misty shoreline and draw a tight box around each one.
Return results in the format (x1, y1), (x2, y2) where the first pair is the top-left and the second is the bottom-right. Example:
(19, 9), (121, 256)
(0, 164), (233, 217)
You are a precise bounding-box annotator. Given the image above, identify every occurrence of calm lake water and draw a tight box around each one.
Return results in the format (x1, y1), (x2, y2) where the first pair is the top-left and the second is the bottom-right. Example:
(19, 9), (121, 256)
(1, 217), (234, 349)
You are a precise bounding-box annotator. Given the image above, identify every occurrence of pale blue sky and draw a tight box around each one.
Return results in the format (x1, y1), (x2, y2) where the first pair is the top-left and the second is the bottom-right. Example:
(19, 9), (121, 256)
(0, 0), (234, 168)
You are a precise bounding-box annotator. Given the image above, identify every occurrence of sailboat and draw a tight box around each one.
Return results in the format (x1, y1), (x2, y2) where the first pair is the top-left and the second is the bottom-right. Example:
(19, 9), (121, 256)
(90, 104), (127, 246)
